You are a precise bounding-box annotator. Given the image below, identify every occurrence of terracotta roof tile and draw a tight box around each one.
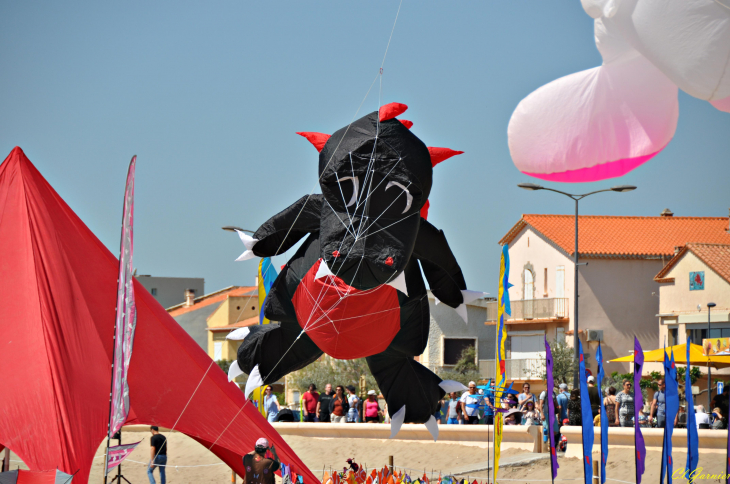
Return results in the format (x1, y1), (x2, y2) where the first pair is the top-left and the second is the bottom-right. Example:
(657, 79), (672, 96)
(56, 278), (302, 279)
(655, 243), (730, 285)
(167, 286), (257, 317)
(500, 215), (730, 259)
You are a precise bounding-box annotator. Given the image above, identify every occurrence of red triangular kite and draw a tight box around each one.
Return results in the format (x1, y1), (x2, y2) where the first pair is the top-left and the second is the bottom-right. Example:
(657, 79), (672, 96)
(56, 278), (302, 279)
(0, 147), (318, 484)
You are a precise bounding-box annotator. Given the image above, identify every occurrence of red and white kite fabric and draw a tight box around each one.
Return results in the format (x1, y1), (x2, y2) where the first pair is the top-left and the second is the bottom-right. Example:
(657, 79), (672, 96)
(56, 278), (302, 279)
(0, 147), (318, 484)
(508, 0), (729, 182)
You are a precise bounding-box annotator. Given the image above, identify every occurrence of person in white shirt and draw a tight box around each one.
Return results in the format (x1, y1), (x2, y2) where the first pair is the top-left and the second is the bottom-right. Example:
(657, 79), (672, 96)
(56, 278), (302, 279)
(460, 381), (485, 424)
(695, 404), (711, 429)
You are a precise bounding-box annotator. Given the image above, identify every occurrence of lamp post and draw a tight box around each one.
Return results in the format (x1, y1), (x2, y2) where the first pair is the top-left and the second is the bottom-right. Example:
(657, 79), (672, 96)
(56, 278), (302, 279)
(708, 301), (717, 411)
(517, 183), (637, 388)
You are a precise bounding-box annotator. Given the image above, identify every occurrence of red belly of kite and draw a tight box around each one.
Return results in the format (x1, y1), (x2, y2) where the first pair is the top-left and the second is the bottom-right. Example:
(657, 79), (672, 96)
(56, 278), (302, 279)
(292, 259), (401, 359)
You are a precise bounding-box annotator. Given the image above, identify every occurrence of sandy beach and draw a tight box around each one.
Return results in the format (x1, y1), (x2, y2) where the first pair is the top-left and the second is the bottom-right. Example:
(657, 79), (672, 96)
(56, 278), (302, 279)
(5, 431), (725, 483)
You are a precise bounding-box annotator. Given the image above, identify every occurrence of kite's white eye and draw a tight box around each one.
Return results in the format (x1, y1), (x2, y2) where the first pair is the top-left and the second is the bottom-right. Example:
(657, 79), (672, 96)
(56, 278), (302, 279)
(385, 181), (413, 214)
(337, 176), (359, 207)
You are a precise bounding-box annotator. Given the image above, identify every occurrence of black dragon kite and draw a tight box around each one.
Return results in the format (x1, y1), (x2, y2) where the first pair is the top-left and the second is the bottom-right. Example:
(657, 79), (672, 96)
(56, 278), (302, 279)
(234, 103), (482, 434)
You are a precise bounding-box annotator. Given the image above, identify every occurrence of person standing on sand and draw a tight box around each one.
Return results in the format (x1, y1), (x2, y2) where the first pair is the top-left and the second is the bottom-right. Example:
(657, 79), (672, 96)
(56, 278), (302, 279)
(556, 384), (569, 422)
(244, 438), (280, 484)
(316, 383), (334, 423)
(147, 426), (167, 484)
(301, 383), (319, 422)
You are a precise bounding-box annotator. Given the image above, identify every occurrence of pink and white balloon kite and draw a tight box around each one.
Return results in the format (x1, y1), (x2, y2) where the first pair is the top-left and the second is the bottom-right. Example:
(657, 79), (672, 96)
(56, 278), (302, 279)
(508, 0), (730, 183)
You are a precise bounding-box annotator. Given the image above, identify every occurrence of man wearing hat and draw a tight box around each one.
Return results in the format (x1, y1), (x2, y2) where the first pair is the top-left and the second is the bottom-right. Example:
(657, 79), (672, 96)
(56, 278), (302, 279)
(587, 376), (601, 418)
(244, 438), (280, 484)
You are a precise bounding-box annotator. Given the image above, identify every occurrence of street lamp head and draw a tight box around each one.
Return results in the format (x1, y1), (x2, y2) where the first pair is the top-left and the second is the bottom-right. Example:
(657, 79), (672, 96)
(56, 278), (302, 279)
(610, 185), (637, 193)
(517, 183), (543, 191)
(708, 302), (717, 308)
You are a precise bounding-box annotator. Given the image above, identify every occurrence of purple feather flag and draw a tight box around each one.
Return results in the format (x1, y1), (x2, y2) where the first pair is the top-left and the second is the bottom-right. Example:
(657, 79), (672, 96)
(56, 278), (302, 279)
(545, 337), (559, 481)
(633, 337), (646, 484)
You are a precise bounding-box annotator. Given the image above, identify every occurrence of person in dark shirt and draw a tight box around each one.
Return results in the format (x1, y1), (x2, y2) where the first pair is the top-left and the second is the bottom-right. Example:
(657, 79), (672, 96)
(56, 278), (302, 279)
(148, 426), (167, 484)
(244, 438), (280, 484)
(587, 376), (601, 418)
(316, 383), (334, 423)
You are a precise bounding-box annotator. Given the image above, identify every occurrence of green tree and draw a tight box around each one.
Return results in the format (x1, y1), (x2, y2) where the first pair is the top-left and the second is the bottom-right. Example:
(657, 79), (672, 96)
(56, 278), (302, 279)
(288, 356), (379, 395)
(530, 339), (579, 388)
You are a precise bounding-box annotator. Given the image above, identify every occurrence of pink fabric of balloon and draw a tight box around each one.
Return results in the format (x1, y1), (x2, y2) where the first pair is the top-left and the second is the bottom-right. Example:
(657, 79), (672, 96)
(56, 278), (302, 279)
(508, 19), (678, 182)
(710, 96), (730, 113)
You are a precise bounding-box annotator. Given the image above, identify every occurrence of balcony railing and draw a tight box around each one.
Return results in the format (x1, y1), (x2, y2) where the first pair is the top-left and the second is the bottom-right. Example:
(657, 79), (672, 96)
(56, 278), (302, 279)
(479, 358), (545, 380)
(485, 297), (568, 322)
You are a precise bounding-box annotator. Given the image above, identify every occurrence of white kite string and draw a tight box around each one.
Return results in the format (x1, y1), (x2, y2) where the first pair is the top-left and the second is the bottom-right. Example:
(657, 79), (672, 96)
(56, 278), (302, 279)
(179, 0), (407, 458)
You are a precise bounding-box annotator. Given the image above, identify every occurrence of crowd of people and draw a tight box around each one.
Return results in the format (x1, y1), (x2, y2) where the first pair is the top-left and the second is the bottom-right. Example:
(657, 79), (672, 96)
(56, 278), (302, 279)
(262, 378), (730, 431)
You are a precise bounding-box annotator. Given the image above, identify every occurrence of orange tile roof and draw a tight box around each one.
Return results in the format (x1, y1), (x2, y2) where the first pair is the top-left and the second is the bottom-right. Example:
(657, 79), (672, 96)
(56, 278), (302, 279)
(208, 316), (260, 332)
(655, 243), (730, 285)
(167, 286), (257, 316)
(500, 215), (730, 259)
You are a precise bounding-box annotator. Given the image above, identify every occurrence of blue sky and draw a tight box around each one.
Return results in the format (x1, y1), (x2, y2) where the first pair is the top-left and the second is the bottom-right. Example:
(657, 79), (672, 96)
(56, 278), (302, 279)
(2, 1), (729, 296)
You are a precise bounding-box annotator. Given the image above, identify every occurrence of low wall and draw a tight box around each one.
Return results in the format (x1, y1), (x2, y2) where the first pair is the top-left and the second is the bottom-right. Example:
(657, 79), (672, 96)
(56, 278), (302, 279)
(272, 423), (542, 452)
(560, 427), (729, 458)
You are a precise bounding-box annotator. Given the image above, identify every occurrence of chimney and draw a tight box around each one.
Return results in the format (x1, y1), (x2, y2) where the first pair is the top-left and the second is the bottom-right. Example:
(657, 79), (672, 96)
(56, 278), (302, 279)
(184, 289), (196, 307)
(660, 208), (674, 217)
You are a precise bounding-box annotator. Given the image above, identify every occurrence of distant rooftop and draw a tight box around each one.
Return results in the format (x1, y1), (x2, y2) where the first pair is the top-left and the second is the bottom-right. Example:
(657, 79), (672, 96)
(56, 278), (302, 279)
(501, 213), (730, 259)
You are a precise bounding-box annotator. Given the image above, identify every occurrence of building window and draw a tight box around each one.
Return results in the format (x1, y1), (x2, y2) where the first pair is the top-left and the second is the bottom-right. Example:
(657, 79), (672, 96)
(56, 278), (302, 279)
(556, 266), (565, 298)
(151, 288), (157, 296)
(669, 328), (678, 346)
(292, 391), (300, 405)
(214, 342), (223, 361)
(442, 338), (476, 366)
(690, 271), (705, 291)
(524, 268), (534, 300)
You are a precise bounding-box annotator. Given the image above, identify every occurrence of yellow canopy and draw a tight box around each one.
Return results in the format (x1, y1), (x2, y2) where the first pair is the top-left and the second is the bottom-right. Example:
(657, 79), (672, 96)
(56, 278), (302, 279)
(609, 343), (730, 369)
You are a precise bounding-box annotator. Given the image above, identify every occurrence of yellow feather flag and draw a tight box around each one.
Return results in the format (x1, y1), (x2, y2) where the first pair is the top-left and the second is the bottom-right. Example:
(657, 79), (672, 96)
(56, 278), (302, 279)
(494, 245), (512, 483)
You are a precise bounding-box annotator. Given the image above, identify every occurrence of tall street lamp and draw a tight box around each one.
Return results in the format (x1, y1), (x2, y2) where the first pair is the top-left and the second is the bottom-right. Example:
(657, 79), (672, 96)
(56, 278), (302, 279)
(708, 301), (717, 411)
(517, 183), (637, 388)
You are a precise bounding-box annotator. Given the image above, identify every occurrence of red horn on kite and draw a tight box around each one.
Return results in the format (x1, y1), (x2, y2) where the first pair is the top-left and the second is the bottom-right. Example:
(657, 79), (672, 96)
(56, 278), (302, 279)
(296, 132), (331, 152)
(398, 119), (413, 129)
(427, 147), (464, 167)
(420, 200), (430, 220)
(379, 102), (408, 122)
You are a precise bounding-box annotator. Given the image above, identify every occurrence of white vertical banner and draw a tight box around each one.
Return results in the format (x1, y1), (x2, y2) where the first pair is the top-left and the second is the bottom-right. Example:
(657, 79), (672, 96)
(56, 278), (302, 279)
(109, 156), (137, 439)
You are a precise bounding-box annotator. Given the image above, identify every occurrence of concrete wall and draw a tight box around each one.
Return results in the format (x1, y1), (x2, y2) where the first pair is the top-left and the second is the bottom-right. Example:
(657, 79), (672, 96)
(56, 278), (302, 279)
(206, 296), (260, 359)
(421, 293), (494, 372)
(507, 228), (574, 304)
(580, 258), (663, 374)
(137, 275), (204, 309)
